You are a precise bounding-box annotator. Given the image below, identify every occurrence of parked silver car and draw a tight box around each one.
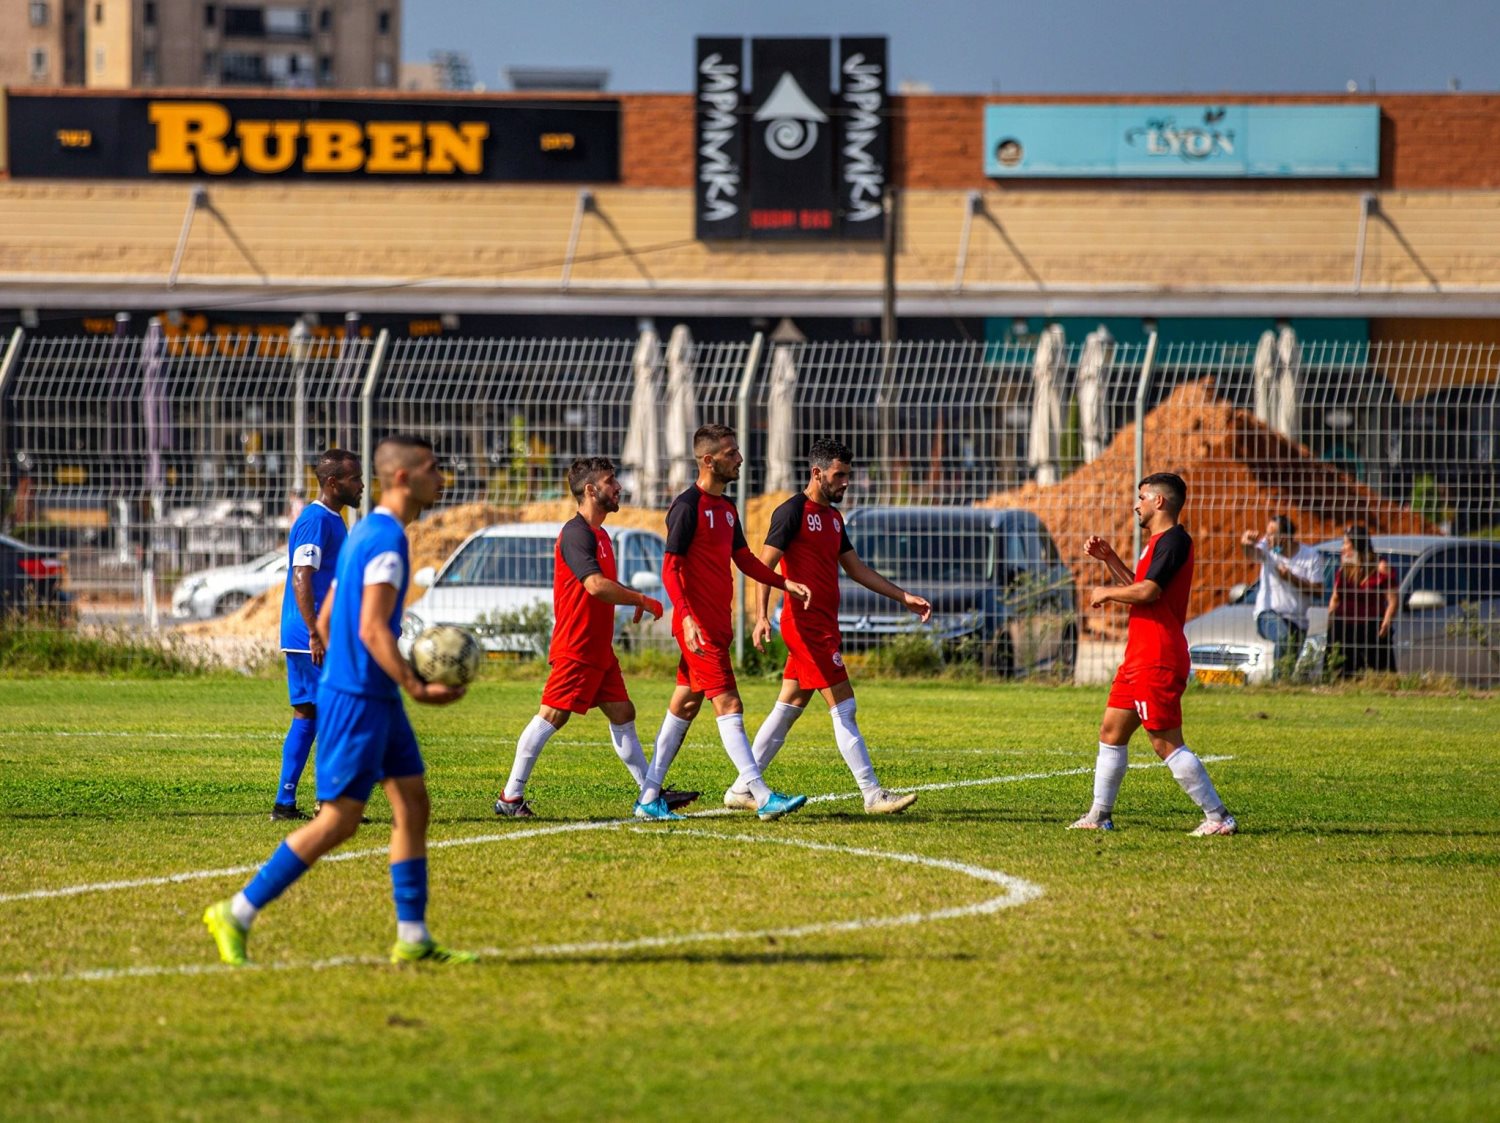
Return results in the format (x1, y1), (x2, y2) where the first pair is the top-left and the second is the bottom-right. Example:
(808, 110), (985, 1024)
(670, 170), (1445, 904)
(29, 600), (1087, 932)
(170, 548), (288, 619)
(398, 522), (672, 659)
(1186, 535), (1500, 686)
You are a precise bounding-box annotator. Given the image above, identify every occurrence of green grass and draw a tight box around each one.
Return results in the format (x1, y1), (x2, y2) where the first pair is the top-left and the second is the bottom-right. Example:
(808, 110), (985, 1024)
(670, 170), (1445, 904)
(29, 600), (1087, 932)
(1, 676), (1497, 1121)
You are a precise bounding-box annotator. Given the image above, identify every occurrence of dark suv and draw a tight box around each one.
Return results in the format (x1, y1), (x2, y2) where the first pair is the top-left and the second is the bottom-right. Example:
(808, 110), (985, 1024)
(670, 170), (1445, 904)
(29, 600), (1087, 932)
(0, 533), (72, 618)
(835, 506), (1077, 677)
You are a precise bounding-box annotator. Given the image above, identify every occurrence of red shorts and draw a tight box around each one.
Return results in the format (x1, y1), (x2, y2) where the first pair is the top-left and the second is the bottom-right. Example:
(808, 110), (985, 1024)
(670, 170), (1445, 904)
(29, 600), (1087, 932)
(675, 632), (737, 699)
(541, 656), (630, 715)
(1107, 663), (1187, 731)
(782, 629), (849, 691)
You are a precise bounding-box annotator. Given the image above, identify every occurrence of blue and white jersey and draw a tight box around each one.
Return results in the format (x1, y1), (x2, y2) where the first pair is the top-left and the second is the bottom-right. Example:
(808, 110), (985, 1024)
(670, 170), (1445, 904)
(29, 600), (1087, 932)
(280, 501), (348, 652)
(321, 508), (408, 700)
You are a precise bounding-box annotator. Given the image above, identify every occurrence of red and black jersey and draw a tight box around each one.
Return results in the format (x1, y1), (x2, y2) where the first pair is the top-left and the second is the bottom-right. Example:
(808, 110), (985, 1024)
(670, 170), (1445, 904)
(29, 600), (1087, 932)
(550, 514), (616, 666)
(765, 492), (853, 644)
(1123, 524), (1193, 672)
(662, 486), (748, 646)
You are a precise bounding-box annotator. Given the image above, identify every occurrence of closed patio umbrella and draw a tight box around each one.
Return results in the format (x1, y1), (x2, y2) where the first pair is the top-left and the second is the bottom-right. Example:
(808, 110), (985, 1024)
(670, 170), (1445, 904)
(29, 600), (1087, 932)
(664, 325), (699, 495)
(621, 328), (662, 506)
(765, 344), (799, 493)
(1027, 324), (1065, 486)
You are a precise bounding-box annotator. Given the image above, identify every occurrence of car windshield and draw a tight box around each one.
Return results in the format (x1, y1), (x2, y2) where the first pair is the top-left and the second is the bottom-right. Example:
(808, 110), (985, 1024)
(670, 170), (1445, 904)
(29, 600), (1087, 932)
(438, 536), (553, 588)
(847, 517), (994, 584)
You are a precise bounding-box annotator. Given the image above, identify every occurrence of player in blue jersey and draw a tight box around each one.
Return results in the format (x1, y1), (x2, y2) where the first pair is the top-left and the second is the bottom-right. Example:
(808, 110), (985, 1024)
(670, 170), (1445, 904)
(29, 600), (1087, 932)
(272, 449), (362, 821)
(205, 434), (476, 967)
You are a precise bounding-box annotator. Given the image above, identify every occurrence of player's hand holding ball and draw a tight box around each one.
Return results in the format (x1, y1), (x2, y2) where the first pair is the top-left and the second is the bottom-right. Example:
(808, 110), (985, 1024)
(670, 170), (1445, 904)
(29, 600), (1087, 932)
(408, 624), (482, 704)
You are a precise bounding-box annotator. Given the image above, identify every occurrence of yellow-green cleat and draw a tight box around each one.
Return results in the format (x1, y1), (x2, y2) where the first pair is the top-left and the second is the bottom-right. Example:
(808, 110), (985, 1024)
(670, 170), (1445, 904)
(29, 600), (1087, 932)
(390, 938), (478, 966)
(203, 899), (250, 966)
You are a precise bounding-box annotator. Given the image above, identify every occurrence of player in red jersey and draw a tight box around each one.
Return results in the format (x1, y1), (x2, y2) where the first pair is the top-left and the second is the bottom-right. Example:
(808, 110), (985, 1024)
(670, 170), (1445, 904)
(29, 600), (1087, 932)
(1069, 472), (1237, 835)
(636, 424), (814, 821)
(493, 457), (699, 820)
(736, 437), (932, 815)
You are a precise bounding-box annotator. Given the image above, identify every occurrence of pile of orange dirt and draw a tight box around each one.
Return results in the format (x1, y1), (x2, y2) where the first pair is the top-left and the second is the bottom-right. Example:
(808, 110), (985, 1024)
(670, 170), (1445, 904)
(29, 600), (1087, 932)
(977, 378), (1436, 637)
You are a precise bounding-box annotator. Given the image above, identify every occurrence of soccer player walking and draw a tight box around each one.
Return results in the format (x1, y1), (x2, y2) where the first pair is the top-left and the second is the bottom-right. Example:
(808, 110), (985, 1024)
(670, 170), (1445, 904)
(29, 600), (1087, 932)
(636, 424), (813, 821)
(738, 438), (931, 814)
(272, 449), (362, 821)
(205, 435), (476, 966)
(494, 456), (700, 819)
(1069, 472), (1237, 835)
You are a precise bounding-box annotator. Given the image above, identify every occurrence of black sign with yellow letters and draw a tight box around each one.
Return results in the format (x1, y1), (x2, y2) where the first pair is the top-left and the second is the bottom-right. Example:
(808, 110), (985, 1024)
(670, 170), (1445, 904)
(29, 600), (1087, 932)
(5, 94), (621, 181)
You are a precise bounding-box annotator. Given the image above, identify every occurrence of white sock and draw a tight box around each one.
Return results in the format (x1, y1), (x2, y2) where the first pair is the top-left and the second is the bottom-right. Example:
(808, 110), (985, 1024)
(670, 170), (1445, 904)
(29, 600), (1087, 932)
(1165, 746), (1227, 818)
(744, 702), (805, 790)
(609, 720), (650, 791)
(230, 891), (258, 929)
(1090, 742), (1130, 818)
(717, 713), (771, 804)
(504, 715), (557, 800)
(397, 920), (430, 945)
(640, 711), (692, 804)
(829, 697), (878, 792)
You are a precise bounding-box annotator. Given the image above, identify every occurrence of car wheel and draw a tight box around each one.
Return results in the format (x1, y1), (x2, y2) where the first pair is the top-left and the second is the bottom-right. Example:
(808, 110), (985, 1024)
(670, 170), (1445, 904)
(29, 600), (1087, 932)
(1055, 623), (1078, 680)
(214, 591), (251, 616)
(985, 631), (1015, 678)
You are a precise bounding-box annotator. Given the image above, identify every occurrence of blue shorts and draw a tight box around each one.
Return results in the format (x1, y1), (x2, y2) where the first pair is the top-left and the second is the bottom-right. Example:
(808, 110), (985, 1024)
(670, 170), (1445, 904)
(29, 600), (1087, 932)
(285, 652), (320, 706)
(313, 686), (424, 804)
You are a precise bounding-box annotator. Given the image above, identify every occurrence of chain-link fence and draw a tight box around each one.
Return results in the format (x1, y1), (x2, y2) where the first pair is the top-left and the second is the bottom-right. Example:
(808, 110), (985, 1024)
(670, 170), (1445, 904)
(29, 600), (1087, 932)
(2, 324), (1497, 685)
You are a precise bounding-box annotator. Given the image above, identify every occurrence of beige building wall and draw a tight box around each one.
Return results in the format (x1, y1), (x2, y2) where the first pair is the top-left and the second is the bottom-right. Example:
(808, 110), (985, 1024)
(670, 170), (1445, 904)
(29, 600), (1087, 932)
(1, 0), (82, 86)
(3, 181), (1500, 295)
(84, 0), (134, 87)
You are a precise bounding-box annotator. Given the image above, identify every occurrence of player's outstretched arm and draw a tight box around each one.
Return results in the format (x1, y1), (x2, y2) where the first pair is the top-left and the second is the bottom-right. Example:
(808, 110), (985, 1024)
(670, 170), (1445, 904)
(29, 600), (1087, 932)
(359, 582), (465, 705)
(839, 551), (932, 622)
(1090, 578), (1163, 609)
(581, 574), (662, 622)
(1084, 535), (1135, 586)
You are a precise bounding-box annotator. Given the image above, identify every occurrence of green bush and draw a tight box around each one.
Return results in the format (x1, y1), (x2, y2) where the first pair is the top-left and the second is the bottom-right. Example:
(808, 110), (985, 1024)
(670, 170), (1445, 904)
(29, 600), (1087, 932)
(0, 615), (222, 677)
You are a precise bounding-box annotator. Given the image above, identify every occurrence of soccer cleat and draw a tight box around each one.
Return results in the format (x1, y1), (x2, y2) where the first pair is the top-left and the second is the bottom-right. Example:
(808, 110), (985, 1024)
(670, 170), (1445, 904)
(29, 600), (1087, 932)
(722, 786), (759, 812)
(390, 938), (478, 966)
(1067, 815), (1114, 831)
(493, 795), (536, 819)
(662, 787), (701, 811)
(633, 797), (684, 821)
(1190, 814), (1238, 836)
(203, 899), (250, 966)
(270, 802), (310, 822)
(863, 788), (918, 815)
(756, 791), (808, 821)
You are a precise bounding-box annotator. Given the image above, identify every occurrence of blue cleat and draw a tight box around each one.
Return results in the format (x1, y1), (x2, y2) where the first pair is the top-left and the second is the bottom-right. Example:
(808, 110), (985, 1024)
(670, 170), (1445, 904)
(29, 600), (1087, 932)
(633, 797), (684, 821)
(756, 791), (808, 821)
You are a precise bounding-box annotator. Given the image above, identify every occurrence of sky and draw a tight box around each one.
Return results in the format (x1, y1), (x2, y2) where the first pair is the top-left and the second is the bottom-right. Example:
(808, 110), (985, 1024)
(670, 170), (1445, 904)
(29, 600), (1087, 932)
(402, 0), (1499, 94)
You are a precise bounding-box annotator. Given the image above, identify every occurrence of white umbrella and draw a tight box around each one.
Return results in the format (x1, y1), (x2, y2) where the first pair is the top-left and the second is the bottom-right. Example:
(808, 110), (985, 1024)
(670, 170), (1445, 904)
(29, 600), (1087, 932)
(1075, 326), (1111, 463)
(621, 328), (662, 506)
(1274, 324), (1301, 442)
(1252, 329), (1277, 427)
(765, 344), (799, 493)
(1027, 324), (1065, 486)
(664, 324), (699, 495)
(141, 317), (170, 525)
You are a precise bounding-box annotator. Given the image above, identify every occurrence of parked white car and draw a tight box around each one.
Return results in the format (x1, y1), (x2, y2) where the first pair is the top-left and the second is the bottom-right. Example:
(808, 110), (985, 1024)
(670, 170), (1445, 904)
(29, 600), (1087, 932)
(399, 522), (672, 659)
(170, 548), (288, 619)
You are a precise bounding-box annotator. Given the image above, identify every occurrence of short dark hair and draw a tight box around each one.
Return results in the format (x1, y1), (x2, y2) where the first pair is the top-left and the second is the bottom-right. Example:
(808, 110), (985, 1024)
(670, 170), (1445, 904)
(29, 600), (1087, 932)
(693, 423), (736, 455)
(567, 456), (615, 501)
(1139, 472), (1186, 514)
(1273, 513), (1296, 535)
(313, 448), (359, 486)
(809, 437), (852, 470)
(373, 433), (434, 481)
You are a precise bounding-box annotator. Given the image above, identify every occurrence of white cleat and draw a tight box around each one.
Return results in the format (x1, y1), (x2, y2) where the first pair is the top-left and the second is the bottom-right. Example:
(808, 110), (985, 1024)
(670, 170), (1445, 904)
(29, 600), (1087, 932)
(1190, 814), (1238, 836)
(1067, 815), (1114, 831)
(722, 787), (758, 812)
(863, 788), (918, 815)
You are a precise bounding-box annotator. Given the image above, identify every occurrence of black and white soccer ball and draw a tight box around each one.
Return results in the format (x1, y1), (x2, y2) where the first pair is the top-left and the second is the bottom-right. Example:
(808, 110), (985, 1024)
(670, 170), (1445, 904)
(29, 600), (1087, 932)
(409, 624), (483, 687)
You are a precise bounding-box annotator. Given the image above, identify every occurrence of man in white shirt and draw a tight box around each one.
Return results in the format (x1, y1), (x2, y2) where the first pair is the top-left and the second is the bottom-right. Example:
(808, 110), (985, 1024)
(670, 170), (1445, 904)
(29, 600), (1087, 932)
(1240, 514), (1324, 677)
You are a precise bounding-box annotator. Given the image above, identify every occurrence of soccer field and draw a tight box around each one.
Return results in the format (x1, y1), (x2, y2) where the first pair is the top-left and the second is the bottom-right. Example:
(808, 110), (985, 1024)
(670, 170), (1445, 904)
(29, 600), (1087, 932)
(1, 676), (1497, 1121)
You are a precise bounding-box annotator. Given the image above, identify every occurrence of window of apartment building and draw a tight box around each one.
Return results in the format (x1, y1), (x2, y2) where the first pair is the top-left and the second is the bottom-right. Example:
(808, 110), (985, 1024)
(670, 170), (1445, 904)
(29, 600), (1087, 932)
(223, 6), (265, 35)
(93, 46), (105, 70)
(375, 57), (392, 85)
(203, 49), (217, 77)
(318, 54), (332, 83)
(142, 46), (157, 76)
(220, 51), (266, 83)
(143, 0), (155, 24)
(93, 3), (103, 22)
(29, 47), (49, 78)
(264, 6), (311, 38)
(317, 6), (330, 31)
(29, 1), (49, 28)
(204, 3), (216, 27)
(377, 10), (390, 34)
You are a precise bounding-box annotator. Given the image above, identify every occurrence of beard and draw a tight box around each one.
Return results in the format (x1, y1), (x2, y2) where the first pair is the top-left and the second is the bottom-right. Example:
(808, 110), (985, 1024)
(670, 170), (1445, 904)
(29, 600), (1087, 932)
(600, 492), (621, 513)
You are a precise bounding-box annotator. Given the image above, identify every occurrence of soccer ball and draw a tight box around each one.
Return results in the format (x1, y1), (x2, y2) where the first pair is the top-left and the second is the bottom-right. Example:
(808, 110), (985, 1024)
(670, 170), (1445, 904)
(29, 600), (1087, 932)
(409, 624), (483, 687)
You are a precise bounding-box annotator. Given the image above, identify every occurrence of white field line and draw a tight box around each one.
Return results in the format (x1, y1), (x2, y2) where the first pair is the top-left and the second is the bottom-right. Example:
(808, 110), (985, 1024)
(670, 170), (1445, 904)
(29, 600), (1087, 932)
(0, 755), (1231, 906)
(3, 829), (1046, 986)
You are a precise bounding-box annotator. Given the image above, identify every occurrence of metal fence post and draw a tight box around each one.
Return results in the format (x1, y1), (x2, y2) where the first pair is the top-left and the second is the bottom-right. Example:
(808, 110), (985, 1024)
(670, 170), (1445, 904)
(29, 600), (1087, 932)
(0, 327), (24, 527)
(1132, 326), (1160, 563)
(358, 329), (391, 521)
(734, 331), (766, 664)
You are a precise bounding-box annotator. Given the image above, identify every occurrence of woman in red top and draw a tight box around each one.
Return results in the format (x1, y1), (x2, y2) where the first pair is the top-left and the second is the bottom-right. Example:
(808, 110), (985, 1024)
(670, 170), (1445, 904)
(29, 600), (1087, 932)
(1326, 524), (1398, 677)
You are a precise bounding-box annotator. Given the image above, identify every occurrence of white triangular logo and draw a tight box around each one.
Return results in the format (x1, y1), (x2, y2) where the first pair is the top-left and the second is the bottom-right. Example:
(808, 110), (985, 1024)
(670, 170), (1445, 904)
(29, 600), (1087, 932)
(754, 73), (827, 123)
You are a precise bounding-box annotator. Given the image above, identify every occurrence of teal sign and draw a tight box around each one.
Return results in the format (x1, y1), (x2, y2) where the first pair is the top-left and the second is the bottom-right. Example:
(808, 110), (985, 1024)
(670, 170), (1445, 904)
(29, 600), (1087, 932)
(984, 104), (1379, 178)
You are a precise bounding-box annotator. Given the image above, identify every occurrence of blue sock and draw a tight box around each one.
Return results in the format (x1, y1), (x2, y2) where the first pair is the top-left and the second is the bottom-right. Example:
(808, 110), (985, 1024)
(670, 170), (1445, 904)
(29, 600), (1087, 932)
(390, 857), (428, 923)
(241, 841), (310, 910)
(276, 717), (316, 806)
